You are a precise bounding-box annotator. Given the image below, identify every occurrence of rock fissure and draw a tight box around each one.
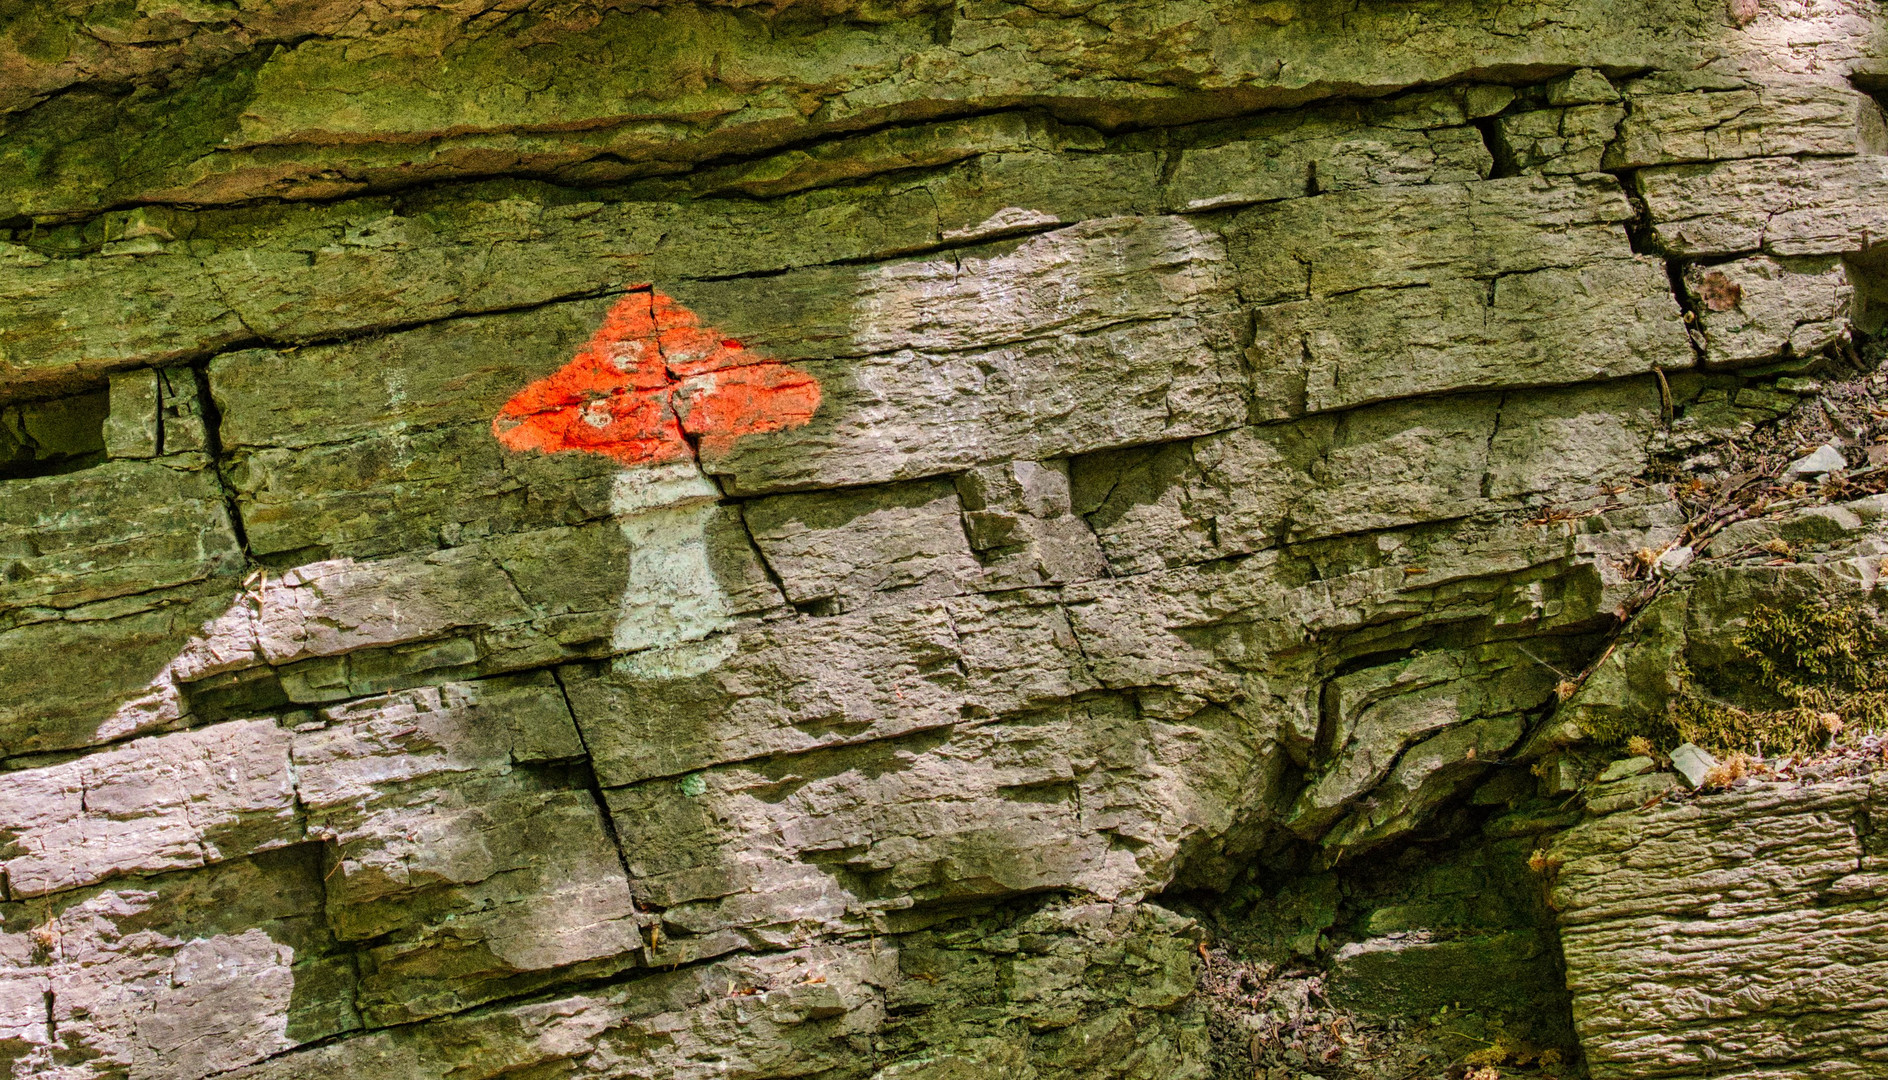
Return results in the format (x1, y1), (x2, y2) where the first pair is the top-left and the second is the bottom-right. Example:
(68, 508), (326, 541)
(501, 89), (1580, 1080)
(10, 5), (1888, 1078)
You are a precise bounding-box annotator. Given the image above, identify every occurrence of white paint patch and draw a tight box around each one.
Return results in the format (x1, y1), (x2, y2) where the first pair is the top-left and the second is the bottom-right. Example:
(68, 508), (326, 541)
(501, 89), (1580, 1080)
(609, 461), (739, 654)
(89, 459), (749, 746)
(610, 632), (741, 680)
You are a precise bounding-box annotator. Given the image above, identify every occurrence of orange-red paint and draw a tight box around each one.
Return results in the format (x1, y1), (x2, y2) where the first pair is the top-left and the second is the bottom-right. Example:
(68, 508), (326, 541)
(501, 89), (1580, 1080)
(492, 290), (820, 465)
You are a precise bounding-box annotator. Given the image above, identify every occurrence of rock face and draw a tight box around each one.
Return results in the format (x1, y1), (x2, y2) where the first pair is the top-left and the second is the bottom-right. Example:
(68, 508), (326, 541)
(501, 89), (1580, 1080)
(1552, 776), (1888, 1079)
(4, 2), (1888, 1078)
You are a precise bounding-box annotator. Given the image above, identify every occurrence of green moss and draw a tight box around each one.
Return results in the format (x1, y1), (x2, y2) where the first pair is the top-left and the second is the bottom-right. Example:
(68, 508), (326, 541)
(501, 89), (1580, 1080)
(1739, 602), (1886, 693)
(1582, 694), (1680, 753)
(1666, 686), (1856, 757)
(0, 4), (73, 65)
(1585, 601), (1888, 755)
(1674, 603), (1886, 755)
(0, 47), (265, 223)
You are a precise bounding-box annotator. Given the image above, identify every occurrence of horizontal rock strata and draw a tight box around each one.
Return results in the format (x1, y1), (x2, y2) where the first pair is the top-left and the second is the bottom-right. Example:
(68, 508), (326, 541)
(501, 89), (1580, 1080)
(3, 0), (1888, 1076)
(1552, 776), (1888, 1080)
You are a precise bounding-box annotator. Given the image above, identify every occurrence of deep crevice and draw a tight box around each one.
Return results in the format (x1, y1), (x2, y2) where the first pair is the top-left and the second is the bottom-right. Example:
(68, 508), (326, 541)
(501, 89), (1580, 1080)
(547, 668), (642, 903)
(190, 362), (255, 565)
(1474, 115), (1520, 179)
(1663, 256), (1710, 367)
(0, 385), (109, 481)
(1607, 163), (1710, 368)
(679, 214), (1071, 286)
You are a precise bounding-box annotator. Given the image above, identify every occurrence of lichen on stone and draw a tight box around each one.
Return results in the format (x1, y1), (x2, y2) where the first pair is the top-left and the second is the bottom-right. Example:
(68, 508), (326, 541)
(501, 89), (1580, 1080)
(4, 2), (1888, 1078)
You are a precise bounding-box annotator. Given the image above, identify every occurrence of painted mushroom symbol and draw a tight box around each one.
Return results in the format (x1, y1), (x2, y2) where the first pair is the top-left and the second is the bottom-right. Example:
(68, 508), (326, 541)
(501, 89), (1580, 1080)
(493, 288), (820, 464)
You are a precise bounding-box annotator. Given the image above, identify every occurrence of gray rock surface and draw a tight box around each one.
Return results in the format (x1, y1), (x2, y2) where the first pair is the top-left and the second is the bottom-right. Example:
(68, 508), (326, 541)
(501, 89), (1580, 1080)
(1783, 443), (1850, 481)
(1667, 742), (1720, 788)
(1552, 777), (1888, 1080)
(1596, 756), (1655, 783)
(4, 1), (1888, 1076)
(1684, 255), (1853, 367)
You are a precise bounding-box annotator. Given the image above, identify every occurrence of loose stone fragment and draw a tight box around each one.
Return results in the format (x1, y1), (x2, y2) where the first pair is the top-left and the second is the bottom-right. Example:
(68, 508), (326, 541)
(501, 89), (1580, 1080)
(1781, 443), (1847, 481)
(1668, 741), (1719, 788)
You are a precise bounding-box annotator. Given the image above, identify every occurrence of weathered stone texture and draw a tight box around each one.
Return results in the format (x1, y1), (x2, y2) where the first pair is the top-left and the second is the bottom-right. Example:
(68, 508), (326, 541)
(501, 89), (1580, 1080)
(1641, 155), (1888, 258)
(0, 848), (360, 1079)
(6, 0), (1888, 1075)
(298, 676), (641, 1024)
(0, 588), (243, 759)
(566, 589), (1095, 788)
(0, 0), (1801, 220)
(1290, 643), (1563, 846)
(0, 460), (240, 613)
(1163, 91), (1494, 212)
(206, 898), (1204, 1080)
(1683, 255), (1854, 367)
(683, 215), (1248, 492)
(1076, 379), (1663, 574)
(1552, 778), (1888, 1080)
(744, 479), (984, 610)
(604, 696), (1259, 960)
(1231, 176), (1692, 414)
(0, 719), (297, 898)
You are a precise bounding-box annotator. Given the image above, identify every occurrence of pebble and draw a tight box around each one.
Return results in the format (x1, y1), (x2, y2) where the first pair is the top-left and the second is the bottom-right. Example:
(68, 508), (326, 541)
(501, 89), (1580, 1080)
(1781, 444), (1846, 482)
(1670, 742), (1720, 789)
(1655, 545), (1693, 576)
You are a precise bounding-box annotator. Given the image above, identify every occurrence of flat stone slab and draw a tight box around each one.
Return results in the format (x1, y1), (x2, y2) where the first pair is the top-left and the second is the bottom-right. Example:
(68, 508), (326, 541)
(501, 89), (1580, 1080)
(1550, 776), (1888, 1080)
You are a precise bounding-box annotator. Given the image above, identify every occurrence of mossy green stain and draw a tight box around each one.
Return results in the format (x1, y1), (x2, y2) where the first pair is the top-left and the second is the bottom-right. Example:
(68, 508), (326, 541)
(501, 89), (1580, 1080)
(0, 3), (73, 65)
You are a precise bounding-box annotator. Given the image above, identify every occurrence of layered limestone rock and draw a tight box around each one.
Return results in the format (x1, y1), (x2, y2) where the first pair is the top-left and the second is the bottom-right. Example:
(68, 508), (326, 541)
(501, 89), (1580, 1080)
(1551, 776), (1888, 1080)
(4, 1), (1888, 1077)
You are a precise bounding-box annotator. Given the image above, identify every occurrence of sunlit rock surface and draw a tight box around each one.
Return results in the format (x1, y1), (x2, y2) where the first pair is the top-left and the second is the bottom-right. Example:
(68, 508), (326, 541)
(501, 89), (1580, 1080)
(4, 1), (1888, 1077)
